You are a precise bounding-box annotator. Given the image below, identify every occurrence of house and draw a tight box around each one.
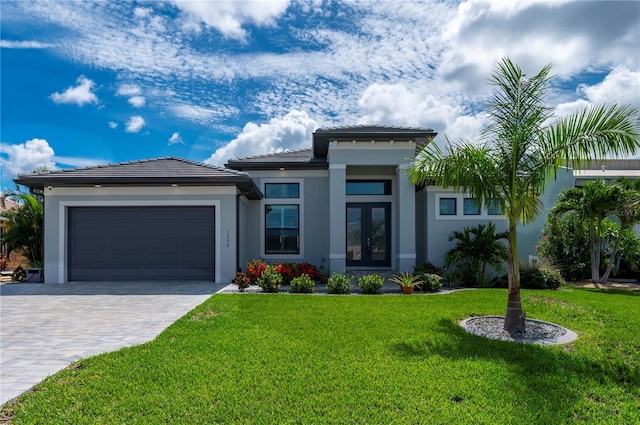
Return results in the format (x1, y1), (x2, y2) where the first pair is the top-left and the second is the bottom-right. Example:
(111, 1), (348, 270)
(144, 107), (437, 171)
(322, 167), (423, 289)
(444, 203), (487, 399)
(13, 126), (640, 284)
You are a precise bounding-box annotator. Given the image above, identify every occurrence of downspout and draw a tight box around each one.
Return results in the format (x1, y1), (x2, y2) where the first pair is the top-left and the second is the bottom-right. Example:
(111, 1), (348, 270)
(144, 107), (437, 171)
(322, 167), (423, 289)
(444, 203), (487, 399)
(236, 193), (241, 274)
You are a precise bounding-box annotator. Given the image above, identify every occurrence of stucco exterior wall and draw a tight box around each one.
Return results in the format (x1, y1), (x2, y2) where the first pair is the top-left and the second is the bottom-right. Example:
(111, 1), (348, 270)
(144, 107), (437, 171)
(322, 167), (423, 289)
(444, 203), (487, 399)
(42, 186), (239, 284)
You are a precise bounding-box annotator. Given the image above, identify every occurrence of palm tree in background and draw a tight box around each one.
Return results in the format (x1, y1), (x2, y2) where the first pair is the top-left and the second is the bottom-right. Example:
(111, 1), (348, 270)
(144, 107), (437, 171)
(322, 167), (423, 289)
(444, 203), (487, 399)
(410, 58), (639, 333)
(0, 191), (44, 267)
(549, 180), (623, 285)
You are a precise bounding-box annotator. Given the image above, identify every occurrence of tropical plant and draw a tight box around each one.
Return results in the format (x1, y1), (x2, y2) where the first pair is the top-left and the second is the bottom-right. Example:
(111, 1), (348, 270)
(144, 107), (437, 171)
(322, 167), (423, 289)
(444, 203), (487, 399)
(0, 190), (44, 267)
(419, 273), (443, 292)
(232, 271), (251, 291)
(444, 222), (508, 287)
(601, 178), (640, 283)
(357, 274), (384, 294)
(389, 272), (423, 288)
(326, 272), (353, 294)
(410, 57), (640, 332)
(246, 259), (267, 283)
(548, 179), (623, 284)
(290, 273), (315, 293)
(256, 265), (282, 293)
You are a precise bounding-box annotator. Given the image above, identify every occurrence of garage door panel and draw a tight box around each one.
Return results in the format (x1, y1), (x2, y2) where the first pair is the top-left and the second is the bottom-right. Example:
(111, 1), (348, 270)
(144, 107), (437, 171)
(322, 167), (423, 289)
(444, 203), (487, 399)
(68, 206), (215, 281)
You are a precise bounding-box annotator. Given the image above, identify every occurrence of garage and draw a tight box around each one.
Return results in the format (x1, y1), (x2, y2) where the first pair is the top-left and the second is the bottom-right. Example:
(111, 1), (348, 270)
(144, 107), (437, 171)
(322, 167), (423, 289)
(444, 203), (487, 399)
(68, 206), (215, 281)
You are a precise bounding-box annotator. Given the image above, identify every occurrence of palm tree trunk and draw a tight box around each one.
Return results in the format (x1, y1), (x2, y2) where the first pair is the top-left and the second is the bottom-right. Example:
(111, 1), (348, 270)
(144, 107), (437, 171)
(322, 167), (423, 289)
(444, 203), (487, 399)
(589, 222), (600, 288)
(600, 235), (621, 284)
(504, 220), (526, 333)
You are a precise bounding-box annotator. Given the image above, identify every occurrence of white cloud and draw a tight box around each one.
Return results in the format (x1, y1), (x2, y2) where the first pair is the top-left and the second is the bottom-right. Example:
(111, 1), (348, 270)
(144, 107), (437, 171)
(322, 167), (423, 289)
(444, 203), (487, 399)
(128, 96), (146, 108)
(172, 0), (291, 40)
(0, 138), (57, 178)
(579, 67), (640, 108)
(125, 115), (145, 133)
(108, 121), (118, 129)
(357, 83), (485, 144)
(168, 132), (184, 145)
(117, 83), (142, 96)
(50, 75), (98, 106)
(0, 40), (55, 49)
(205, 110), (318, 166)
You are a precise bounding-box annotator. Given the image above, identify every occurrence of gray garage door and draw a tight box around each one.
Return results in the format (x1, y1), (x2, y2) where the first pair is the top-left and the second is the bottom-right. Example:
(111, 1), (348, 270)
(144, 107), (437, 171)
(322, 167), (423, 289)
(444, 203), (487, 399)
(68, 206), (215, 281)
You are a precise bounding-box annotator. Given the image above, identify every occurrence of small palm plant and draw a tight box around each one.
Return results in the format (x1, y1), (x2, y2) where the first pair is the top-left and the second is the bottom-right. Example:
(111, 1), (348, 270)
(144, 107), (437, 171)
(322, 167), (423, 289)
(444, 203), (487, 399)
(389, 272), (423, 294)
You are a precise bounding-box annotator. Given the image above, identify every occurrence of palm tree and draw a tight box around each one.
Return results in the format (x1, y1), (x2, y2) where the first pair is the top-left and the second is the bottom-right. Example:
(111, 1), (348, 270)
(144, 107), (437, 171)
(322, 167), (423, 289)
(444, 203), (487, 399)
(0, 191), (44, 267)
(549, 180), (623, 285)
(410, 58), (640, 333)
(601, 178), (640, 283)
(444, 223), (508, 286)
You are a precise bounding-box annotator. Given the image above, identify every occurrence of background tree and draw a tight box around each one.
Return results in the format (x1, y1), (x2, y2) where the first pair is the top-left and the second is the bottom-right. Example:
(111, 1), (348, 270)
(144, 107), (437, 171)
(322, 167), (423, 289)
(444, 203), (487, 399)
(549, 179), (623, 284)
(410, 58), (640, 333)
(0, 190), (44, 267)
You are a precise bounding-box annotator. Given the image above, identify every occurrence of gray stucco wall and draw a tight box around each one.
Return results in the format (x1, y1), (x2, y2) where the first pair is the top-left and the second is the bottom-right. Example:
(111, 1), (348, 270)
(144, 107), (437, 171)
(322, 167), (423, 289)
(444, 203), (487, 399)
(42, 186), (239, 284)
(517, 167), (575, 262)
(239, 172), (330, 271)
(419, 188), (509, 269)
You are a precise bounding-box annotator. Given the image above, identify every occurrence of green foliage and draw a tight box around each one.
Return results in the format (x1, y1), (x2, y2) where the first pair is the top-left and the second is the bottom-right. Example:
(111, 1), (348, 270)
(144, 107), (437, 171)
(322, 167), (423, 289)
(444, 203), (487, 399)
(357, 274), (384, 294)
(256, 265), (282, 293)
(444, 222), (508, 287)
(419, 273), (443, 292)
(326, 272), (353, 294)
(494, 265), (565, 290)
(6, 290), (640, 424)
(389, 272), (422, 288)
(413, 261), (444, 276)
(0, 191), (44, 266)
(410, 57), (639, 328)
(232, 272), (251, 291)
(290, 273), (315, 293)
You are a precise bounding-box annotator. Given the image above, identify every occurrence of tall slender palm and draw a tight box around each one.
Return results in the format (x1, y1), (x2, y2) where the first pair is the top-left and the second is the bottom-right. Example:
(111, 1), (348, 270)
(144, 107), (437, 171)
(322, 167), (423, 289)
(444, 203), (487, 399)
(410, 58), (639, 333)
(549, 180), (623, 285)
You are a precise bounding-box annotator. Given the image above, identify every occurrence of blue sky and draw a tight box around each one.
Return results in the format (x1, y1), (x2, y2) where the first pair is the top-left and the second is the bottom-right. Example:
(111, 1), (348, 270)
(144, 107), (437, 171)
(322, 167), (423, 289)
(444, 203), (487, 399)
(1, 0), (639, 192)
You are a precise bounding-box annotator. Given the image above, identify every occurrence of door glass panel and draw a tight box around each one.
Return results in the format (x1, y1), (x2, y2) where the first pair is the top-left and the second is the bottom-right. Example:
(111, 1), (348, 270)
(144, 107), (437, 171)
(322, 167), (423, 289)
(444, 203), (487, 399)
(370, 207), (387, 261)
(346, 207), (362, 261)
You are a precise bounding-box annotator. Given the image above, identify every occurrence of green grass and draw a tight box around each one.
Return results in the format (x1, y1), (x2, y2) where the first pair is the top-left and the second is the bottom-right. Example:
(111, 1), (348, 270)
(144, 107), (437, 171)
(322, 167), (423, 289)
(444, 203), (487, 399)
(3, 288), (639, 424)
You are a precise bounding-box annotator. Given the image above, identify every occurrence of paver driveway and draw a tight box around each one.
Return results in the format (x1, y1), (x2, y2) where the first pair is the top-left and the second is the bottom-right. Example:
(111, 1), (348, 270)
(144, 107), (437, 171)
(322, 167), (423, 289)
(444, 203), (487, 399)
(0, 281), (224, 406)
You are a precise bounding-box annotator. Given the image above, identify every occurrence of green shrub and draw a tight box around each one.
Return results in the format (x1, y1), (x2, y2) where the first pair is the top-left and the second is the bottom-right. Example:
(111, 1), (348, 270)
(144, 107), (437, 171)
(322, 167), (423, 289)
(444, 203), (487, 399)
(414, 261), (444, 276)
(541, 269), (565, 290)
(327, 272), (353, 294)
(493, 265), (564, 290)
(418, 273), (442, 292)
(290, 274), (315, 293)
(357, 274), (384, 294)
(256, 265), (283, 293)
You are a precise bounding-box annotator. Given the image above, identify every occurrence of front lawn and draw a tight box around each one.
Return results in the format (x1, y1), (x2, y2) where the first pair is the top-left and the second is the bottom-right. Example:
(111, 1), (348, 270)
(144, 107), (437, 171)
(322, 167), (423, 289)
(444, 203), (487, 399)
(3, 288), (639, 424)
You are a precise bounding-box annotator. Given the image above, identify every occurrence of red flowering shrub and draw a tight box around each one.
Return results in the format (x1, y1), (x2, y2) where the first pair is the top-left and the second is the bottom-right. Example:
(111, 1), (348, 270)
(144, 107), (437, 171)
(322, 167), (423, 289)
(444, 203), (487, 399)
(295, 262), (319, 280)
(274, 262), (296, 285)
(246, 259), (267, 283)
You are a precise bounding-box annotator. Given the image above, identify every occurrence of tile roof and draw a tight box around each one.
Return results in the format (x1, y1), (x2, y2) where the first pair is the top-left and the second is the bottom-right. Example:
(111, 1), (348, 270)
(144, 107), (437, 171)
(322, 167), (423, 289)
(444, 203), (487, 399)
(314, 125), (436, 134)
(226, 148), (327, 170)
(14, 157), (263, 198)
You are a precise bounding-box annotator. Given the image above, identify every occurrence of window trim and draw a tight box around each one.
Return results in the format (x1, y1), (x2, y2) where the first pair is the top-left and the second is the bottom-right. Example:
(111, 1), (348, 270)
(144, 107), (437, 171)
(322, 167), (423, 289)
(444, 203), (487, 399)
(434, 193), (506, 220)
(264, 204), (300, 255)
(260, 178), (304, 259)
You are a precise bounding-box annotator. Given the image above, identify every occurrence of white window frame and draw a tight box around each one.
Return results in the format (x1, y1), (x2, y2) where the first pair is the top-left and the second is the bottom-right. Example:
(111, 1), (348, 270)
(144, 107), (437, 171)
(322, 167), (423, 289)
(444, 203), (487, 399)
(260, 178), (304, 260)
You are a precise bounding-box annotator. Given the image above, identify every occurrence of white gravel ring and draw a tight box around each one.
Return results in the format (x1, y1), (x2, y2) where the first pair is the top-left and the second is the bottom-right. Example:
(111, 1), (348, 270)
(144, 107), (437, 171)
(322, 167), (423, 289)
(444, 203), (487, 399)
(460, 315), (578, 345)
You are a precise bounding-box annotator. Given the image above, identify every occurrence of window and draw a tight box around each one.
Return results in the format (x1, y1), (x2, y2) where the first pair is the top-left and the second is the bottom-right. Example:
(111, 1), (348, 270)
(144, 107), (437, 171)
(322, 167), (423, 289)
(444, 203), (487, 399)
(265, 205), (299, 254)
(439, 198), (457, 215)
(346, 180), (391, 195)
(265, 183), (299, 198)
(487, 199), (502, 215)
(463, 198), (480, 215)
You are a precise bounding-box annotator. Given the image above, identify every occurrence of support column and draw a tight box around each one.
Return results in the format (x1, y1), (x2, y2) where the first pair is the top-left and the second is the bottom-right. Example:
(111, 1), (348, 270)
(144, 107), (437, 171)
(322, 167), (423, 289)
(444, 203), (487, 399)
(397, 163), (416, 272)
(329, 163), (346, 273)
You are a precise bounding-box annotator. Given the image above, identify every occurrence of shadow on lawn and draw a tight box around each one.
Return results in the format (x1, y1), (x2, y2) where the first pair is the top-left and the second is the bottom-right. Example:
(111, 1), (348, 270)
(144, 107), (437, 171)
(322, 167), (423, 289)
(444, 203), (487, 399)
(392, 318), (639, 422)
